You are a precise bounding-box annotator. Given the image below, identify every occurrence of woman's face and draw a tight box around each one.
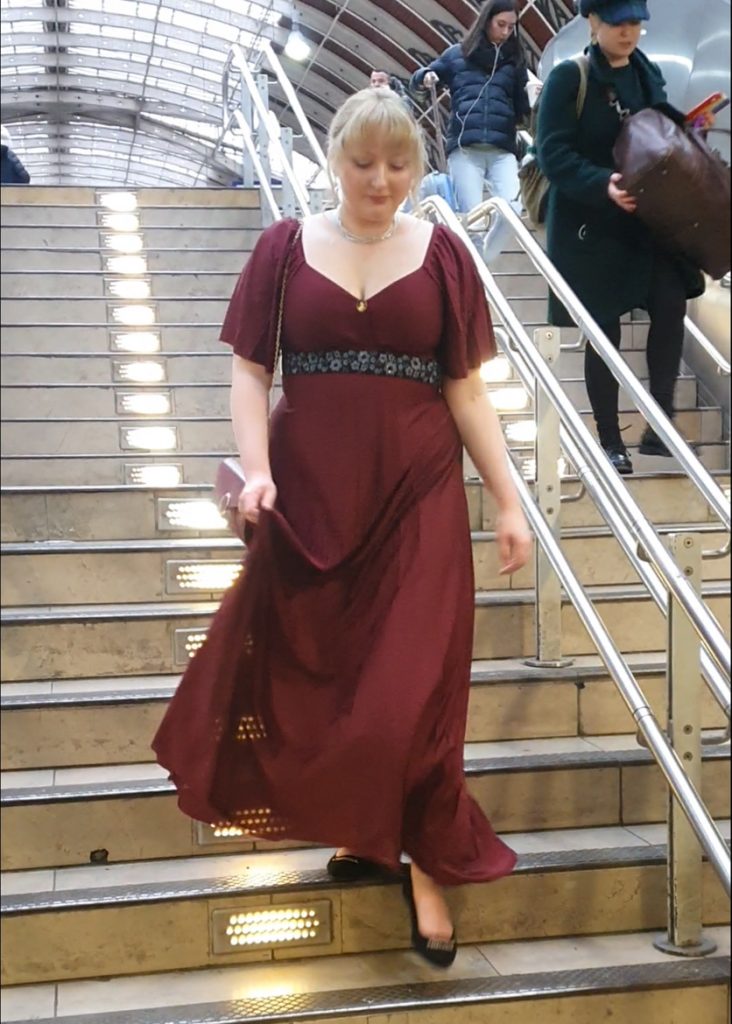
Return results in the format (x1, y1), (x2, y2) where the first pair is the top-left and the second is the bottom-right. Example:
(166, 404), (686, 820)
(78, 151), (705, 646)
(487, 10), (517, 46)
(335, 134), (416, 223)
(590, 15), (643, 63)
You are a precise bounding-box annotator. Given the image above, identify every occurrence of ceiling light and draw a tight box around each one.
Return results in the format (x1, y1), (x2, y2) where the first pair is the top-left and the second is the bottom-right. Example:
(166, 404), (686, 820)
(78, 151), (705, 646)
(111, 332), (161, 354)
(126, 464), (182, 487)
(99, 191), (138, 212)
(104, 233), (143, 253)
(105, 254), (147, 275)
(285, 16), (312, 61)
(112, 305), (156, 326)
(108, 279), (151, 300)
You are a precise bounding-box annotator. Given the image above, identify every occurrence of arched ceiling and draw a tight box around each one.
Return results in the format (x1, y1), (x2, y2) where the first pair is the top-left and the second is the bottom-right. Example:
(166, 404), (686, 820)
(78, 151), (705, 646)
(0, 0), (574, 186)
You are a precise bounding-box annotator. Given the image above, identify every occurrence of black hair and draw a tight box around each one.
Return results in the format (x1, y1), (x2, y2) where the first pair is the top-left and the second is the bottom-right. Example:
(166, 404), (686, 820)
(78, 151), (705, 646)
(462, 1), (525, 66)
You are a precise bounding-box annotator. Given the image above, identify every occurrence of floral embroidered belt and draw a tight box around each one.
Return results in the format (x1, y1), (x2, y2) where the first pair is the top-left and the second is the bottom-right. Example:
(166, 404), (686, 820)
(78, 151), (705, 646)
(282, 349), (442, 388)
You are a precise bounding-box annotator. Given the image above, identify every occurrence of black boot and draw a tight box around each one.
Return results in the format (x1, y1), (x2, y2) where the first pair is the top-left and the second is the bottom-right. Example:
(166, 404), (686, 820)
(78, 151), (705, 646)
(639, 425), (673, 457)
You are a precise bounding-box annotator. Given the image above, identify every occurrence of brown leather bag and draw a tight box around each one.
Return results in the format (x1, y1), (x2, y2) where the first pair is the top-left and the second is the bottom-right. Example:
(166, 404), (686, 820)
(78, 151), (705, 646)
(612, 108), (731, 280)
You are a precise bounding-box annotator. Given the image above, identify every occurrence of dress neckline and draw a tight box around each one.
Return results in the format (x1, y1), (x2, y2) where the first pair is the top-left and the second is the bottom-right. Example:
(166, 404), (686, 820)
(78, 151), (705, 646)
(298, 222), (438, 305)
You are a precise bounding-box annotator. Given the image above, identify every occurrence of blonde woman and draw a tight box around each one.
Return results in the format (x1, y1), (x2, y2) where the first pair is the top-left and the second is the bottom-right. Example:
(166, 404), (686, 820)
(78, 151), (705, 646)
(154, 87), (531, 967)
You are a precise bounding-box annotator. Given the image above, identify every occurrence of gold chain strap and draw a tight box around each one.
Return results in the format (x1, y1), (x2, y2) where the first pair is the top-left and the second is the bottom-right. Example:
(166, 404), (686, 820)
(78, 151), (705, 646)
(272, 223), (303, 376)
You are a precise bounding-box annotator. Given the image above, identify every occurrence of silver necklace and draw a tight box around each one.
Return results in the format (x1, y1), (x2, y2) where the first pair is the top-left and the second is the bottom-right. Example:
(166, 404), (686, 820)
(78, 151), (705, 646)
(335, 209), (398, 245)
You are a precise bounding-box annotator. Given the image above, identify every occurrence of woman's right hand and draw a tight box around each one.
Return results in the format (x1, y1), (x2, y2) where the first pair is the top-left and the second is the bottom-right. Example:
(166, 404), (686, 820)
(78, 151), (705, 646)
(423, 71), (439, 90)
(238, 473), (277, 525)
(608, 172), (637, 213)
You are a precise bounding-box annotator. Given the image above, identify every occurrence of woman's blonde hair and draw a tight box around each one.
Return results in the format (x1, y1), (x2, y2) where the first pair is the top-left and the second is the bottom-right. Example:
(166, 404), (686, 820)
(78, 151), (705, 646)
(327, 87), (427, 204)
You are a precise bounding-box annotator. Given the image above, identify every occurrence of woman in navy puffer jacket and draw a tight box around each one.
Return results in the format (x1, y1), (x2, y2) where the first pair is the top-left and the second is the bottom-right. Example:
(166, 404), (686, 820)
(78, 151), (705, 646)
(412, 0), (529, 264)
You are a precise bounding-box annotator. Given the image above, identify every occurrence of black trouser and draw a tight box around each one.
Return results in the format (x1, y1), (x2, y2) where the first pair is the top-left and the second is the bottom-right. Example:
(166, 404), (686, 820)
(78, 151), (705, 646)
(585, 253), (687, 448)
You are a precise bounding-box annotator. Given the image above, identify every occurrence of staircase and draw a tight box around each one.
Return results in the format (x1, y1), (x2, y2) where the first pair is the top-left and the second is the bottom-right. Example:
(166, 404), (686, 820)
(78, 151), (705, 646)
(1, 185), (730, 1024)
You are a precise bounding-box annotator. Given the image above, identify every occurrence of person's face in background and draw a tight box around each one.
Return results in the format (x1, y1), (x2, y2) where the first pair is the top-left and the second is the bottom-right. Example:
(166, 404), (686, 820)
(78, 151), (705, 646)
(370, 71), (390, 89)
(589, 14), (642, 64)
(487, 10), (517, 45)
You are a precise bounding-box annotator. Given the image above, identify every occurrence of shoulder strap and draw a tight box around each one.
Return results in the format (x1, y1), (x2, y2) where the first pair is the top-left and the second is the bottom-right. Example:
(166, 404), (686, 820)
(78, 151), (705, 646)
(272, 221), (303, 375)
(573, 54), (590, 119)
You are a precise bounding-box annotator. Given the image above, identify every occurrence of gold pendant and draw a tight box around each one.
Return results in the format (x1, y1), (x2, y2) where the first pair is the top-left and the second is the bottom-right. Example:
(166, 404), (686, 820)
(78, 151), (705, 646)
(356, 299), (368, 313)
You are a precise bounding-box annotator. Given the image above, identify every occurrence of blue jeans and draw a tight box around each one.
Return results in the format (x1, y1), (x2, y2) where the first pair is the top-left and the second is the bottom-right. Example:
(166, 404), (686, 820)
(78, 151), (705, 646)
(448, 145), (521, 265)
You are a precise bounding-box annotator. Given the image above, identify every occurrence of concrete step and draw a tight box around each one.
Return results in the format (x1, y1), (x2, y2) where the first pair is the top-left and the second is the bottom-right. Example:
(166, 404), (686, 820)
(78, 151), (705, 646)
(0, 205), (262, 229)
(2, 523), (728, 607)
(1, 583), (728, 681)
(1, 653), (728, 768)
(0, 226), (260, 250)
(0, 186), (260, 208)
(1, 832), (728, 985)
(2, 475), (728, 545)
(0, 297), (230, 325)
(0, 454), (227, 487)
(0, 352), (228, 385)
(1, 931), (728, 1024)
(0, 409), (719, 459)
(0, 247), (251, 274)
(0, 376), (702, 420)
(2, 738), (728, 870)
(0, 271), (241, 300)
(0, 326), (226, 354)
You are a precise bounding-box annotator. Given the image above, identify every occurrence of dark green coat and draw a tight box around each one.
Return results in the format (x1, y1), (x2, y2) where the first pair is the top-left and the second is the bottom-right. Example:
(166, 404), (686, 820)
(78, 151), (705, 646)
(536, 44), (704, 327)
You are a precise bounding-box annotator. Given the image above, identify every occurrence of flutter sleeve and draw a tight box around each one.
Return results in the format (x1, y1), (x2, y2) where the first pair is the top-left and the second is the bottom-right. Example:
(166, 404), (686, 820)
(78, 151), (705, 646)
(220, 218), (301, 370)
(433, 225), (497, 379)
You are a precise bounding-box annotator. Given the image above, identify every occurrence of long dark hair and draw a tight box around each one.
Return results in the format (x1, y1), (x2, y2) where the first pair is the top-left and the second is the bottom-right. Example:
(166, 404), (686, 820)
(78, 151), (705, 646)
(462, 0), (525, 66)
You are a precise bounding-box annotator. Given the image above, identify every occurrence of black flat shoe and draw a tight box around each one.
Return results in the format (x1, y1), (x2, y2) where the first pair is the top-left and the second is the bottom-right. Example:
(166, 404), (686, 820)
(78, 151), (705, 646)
(401, 867), (458, 968)
(603, 443), (633, 475)
(326, 853), (383, 883)
(639, 427), (673, 457)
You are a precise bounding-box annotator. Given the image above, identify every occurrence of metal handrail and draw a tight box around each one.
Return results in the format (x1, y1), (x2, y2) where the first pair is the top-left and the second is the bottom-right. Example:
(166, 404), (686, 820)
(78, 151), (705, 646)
(457, 197), (730, 684)
(467, 199), (730, 532)
(685, 315), (731, 377)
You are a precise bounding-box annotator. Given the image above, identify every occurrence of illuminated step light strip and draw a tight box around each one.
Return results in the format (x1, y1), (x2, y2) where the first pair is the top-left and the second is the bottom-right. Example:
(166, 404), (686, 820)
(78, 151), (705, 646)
(113, 360), (166, 384)
(98, 191), (138, 213)
(166, 560), (243, 595)
(105, 254), (148, 276)
(106, 279), (152, 301)
(480, 357), (512, 384)
(99, 212), (140, 233)
(111, 332), (161, 355)
(196, 822), (250, 846)
(116, 392), (172, 417)
(102, 233), (144, 254)
(120, 425), (178, 452)
(504, 420), (538, 445)
(125, 464), (183, 487)
(211, 902), (332, 955)
(157, 498), (228, 532)
(489, 387), (531, 413)
(110, 304), (157, 327)
(174, 628), (208, 666)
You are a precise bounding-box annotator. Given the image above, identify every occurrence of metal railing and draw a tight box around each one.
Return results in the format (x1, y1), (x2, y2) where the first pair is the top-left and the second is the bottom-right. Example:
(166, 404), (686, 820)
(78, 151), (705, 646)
(220, 51), (731, 942)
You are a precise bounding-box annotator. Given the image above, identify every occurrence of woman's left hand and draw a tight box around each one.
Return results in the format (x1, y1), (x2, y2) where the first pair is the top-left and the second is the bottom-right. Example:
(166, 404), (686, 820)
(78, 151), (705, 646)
(497, 505), (533, 576)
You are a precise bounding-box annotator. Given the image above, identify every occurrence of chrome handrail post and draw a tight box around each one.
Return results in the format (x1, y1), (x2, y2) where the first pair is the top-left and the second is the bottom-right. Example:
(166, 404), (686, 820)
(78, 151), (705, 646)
(255, 72), (273, 223)
(526, 327), (573, 668)
(654, 533), (718, 958)
(240, 79), (256, 189)
(280, 126), (297, 220)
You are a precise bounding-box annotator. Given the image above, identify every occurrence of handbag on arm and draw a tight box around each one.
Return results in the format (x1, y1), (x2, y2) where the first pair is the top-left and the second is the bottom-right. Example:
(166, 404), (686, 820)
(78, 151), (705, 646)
(612, 109), (731, 280)
(214, 223), (303, 541)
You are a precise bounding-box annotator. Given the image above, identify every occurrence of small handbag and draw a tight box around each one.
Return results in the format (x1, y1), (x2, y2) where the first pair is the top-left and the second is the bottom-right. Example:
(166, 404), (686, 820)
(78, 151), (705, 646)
(612, 108), (731, 279)
(519, 55), (589, 227)
(213, 223), (303, 541)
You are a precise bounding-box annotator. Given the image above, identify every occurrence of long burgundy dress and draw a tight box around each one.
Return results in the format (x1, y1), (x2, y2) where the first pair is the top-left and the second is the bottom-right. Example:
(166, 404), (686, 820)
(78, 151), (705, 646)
(153, 219), (516, 886)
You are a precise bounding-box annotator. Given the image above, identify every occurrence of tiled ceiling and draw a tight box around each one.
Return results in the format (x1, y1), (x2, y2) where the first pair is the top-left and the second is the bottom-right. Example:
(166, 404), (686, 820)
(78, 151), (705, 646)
(0, 0), (573, 186)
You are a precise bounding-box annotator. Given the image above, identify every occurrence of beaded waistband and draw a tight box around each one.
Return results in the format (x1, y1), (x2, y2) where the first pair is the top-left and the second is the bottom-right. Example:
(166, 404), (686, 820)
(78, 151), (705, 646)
(282, 349), (442, 388)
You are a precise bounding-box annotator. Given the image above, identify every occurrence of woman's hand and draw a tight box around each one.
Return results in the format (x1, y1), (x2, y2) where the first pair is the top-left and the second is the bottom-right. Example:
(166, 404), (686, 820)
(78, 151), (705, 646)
(496, 505), (533, 576)
(238, 473), (277, 525)
(608, 172), (637, 213)
(423, 71), (439, 90)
